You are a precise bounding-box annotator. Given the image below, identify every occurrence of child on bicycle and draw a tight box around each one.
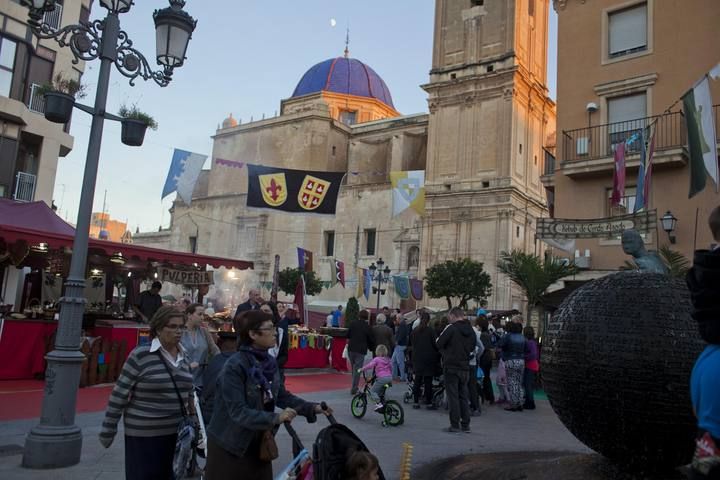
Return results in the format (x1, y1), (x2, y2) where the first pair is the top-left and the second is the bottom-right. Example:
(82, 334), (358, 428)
(359, 345), (393, 411)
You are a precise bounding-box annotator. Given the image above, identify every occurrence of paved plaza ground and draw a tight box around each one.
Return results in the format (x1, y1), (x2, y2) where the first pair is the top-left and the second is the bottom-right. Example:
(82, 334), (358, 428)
(0, 372), (588, 479)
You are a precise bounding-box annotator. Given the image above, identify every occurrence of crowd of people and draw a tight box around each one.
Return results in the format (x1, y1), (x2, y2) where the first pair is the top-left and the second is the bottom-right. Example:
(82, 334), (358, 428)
(346, 304), (541, 433)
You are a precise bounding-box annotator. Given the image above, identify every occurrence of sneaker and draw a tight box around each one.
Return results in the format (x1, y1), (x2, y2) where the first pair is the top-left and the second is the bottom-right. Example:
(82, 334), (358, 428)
(443, 426), (461, 434)
(412, 404), (421, 410)
(461, 426), (471, 433)
(373, 403), (384, 412)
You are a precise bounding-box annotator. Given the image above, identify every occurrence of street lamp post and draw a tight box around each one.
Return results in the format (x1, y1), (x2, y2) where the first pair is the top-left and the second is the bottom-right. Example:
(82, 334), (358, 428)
(368, 258), (392, 311)
(20, 0), (196, 469)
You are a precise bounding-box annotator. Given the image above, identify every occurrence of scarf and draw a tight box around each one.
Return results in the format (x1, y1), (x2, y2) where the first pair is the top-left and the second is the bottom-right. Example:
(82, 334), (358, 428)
(240, 346), (278, 403)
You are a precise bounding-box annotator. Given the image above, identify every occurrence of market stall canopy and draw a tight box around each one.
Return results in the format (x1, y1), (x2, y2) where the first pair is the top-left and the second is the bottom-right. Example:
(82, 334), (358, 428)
(0, 199), (253, 270)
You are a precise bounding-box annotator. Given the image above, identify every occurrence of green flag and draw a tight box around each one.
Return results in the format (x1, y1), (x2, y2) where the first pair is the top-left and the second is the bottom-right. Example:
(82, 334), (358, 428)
(683, 76), (718, 198)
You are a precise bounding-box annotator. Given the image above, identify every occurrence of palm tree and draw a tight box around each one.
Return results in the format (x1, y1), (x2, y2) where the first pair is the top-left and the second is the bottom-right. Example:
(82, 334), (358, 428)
(497, 250), (579, 329)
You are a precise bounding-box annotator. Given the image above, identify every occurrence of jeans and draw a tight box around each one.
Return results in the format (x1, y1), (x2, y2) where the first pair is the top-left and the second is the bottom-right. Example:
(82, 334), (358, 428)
(444, 368), (470, 429)
(468, 365), (480, 412)
(523, 368), (537, 409)
(480, 361), (495, 403)
(370, 376), (392, 403)
(391, 345), (407, 381)
(349, 351), (365, 392)
(413, 375), (434, 404)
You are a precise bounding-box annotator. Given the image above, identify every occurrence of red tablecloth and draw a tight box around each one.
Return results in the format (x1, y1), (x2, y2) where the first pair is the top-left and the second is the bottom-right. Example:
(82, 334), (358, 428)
(284, 346), (330, 369)
(330, 337), (348, 372)
(0, 319), (58, 380)
(91, 320), (149, 361)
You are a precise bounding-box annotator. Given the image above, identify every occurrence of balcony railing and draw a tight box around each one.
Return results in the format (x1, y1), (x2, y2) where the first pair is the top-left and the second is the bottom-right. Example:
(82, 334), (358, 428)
(43, 2), (63, 30)
(13, 172), (36, 203)
(562, 105), (719, 163)
(543, 148), (556, 175)
(27, 83), (46, 114)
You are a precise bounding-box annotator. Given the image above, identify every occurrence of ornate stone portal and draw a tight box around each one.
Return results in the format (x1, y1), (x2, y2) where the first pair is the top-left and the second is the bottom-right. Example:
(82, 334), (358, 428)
(542, 272), (704, 472)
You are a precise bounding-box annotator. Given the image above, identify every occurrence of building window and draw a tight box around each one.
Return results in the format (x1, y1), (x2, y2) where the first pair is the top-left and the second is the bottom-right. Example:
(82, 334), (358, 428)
(189, 236), (197, 253)
(608, 92), (646, 150)
(607, 186), (637, 217)
(324, 230), (335, 257)
(407, 246), (420, 269)
(340, 110), (357, 125)
(608, 3), (648, 58)
(364, 228), (376, 256)
(0, 37), (18, 98)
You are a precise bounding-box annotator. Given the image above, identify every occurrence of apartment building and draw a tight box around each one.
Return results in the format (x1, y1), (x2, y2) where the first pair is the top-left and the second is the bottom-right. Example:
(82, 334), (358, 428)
(0, 0), (92, 205)
(546, 0), (720, 272)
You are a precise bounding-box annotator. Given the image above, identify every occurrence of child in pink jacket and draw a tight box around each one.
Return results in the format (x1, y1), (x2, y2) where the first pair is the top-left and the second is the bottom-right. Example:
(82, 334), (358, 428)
(359, 345), (393, 411)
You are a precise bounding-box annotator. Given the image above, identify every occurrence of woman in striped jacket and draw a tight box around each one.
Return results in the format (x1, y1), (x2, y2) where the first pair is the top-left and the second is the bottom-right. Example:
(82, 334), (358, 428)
(99, 305), (194, 480)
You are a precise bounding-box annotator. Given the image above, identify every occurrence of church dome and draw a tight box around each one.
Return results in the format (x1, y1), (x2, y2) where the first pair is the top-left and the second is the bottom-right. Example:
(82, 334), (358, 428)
(291, 57), (394, 109)
(222, 113), (238, 129)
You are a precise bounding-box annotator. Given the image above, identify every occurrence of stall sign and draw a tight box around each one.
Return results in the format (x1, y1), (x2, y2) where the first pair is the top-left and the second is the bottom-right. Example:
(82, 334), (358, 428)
(160, 268), (214, 285)
(137, 329), (150, 347)
(536, 210), (656, 240)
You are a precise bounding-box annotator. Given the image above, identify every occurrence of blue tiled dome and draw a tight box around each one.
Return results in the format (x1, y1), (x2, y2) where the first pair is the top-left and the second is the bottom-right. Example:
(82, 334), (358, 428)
(291, 57), (394, 109)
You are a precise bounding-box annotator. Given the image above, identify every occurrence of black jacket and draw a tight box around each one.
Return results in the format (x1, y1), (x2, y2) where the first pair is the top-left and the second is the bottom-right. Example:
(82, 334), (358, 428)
(395, 320), (411, 347)
(436, 319), (476, 371)
(373, 324), (395, 354)
(347, 320), (375, 355)
(409, 326), (440, 377)
(687, 249), (720, 344)
(234, 300), (259, 319)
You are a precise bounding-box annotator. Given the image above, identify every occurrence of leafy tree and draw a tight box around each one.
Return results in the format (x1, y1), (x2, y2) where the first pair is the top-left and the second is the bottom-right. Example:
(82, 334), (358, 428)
(277, 268), (323, 296)
(620, 245), (690, 278)
(425, 258), (492, 309)
(497, 250), (579, 309)
(344, 297), (360, 328)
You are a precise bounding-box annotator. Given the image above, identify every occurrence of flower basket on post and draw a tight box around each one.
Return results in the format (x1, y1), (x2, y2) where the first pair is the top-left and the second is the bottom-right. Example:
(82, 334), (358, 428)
(44, 92), (76, 124)
(120, 119), (148, 146)
(118, 104), (158, 147)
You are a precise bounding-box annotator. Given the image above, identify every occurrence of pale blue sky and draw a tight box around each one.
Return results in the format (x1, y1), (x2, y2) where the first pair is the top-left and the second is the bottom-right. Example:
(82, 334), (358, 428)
(54, 1), (557, 232)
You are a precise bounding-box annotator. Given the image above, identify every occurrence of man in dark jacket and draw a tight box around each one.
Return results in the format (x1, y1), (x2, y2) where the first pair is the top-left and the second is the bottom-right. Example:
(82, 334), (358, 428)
(372, 314), (395, 357)
(392, 314), (411, 381)
(436, 307), (477, 433)
(233, 288), (262, 319)
(347, 310), (375, 394)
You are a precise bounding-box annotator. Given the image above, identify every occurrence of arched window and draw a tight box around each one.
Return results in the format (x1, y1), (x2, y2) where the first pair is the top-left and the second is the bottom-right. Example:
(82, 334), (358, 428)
(407, 246), (420, 269)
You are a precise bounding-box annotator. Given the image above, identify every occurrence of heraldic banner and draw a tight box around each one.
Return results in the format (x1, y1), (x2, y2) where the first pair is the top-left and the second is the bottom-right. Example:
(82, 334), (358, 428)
(246, 164), (345, 215)
(390, 170), (425, 217)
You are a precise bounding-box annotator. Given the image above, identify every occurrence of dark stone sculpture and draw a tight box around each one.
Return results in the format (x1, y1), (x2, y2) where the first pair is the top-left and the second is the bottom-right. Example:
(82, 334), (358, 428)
(621, 229), (669, 274)
(542, 272), (704, 472)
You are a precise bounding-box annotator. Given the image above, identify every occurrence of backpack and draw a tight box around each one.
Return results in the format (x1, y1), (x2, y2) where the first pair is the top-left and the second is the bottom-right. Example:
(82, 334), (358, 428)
(312, 424), (386, 480)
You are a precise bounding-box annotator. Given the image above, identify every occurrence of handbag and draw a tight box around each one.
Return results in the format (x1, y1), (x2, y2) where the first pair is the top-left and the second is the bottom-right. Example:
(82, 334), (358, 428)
(258, 429), (279, 462)
(157, 352), (197, 480)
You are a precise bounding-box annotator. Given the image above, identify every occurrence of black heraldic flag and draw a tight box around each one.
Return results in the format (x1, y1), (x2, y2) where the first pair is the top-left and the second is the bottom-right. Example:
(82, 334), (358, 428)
(246, 164), (345, 215)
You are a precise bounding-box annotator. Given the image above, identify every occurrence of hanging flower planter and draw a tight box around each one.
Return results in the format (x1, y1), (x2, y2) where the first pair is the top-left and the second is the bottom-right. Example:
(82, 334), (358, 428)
(43, 92), (75, 124)
(120, 119), (149, 147)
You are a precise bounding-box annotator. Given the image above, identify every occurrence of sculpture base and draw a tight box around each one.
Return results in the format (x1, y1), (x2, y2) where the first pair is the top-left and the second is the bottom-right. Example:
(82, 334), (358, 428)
(22, 425), (82, 469)
(413, 452), (690, 480)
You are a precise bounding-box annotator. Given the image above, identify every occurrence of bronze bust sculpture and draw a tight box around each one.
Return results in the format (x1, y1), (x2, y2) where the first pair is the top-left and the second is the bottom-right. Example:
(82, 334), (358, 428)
(621, 229), (669, 274)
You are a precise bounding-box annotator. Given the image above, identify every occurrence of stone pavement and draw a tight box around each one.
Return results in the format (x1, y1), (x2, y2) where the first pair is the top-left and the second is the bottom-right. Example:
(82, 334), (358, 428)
(0, 383), (588, 479)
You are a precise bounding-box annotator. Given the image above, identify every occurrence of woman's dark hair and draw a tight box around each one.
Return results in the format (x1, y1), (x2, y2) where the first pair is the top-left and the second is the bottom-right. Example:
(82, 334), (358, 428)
(236, 310), (274, 345)
(359, 310), (369, 321)
(523, 325), (535, 340)
(260, 301), (280, 325)
(344, 450), (379, 480)
(508, 321), (523, 334)
(185, 303), (203, 316)
(476, 317), (489, 332)
(148, 305), (185, 338)
(419, 311), (431, 329)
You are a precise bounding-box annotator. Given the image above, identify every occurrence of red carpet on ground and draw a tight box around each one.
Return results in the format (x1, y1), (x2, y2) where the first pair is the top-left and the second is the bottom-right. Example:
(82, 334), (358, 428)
(0, 373), (349, 421)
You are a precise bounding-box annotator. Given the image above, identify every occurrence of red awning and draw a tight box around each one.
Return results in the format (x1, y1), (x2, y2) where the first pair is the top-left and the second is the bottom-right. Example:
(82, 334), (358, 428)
(0, 199), (253, 270)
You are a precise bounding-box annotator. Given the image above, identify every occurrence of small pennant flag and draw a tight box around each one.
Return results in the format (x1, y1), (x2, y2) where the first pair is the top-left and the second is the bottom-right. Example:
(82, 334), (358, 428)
(297, 247), (313, 272)
(162, 149), (208, 205)
(331, 259), (345, 288)
(683, 76), (718, 198)
(611, 141), (626, 208)
(634, 123), (656, 213)
(215, 158), (245, 169)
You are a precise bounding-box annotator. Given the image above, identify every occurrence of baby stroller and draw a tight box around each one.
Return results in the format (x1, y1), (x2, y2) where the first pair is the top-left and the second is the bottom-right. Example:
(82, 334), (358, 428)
(276, 403), (386, 480)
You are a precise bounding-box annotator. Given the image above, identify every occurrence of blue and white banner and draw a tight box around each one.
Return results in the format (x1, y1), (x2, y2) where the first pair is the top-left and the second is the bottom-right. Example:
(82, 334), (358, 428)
(161, 149), (208, 205)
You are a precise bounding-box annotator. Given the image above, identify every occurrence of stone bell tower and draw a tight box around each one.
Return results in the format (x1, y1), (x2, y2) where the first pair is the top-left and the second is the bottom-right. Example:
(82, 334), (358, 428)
(420, 0), (556, 310)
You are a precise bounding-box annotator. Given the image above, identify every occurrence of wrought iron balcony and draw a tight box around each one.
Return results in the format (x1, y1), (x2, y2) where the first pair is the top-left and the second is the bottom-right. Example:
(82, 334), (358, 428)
(27, 83), (46, 114)
(13, 171), (36, 202)
(559, 105), (719, 177)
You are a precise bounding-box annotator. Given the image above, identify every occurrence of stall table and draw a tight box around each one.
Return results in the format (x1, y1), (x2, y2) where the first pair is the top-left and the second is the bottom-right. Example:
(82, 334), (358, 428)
(0, 318), (58, 380)
(284, 332), (331, 369)
(91, 319), (149, 360)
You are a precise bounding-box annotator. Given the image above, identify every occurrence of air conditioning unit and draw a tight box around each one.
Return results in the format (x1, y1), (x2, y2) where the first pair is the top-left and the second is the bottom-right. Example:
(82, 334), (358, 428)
(576, 137), (589, 156)
(574, 249), (592, 269)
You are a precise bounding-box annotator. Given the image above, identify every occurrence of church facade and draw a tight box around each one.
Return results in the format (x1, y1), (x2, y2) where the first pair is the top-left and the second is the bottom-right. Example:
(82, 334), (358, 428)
(136, 0), (556, 312)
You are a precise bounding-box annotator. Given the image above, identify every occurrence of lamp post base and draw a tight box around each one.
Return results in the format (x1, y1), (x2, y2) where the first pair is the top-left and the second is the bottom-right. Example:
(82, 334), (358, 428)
(22, 426), (83, 469)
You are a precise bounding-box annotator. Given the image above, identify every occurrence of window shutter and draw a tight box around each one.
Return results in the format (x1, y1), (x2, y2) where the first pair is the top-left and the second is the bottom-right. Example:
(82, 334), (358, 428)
(609, 4), (647, 55)
(608, 93), (647, 124)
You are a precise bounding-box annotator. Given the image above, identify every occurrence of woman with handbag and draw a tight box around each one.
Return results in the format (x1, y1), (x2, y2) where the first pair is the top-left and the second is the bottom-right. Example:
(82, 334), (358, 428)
(205, 310), (333, 480)
(99, 305), (195, 480)
(181, 302), (220, 388)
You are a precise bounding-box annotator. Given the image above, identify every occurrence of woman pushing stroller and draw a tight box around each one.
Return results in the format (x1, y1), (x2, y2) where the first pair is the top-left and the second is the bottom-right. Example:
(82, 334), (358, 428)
(204, 310), (333, 480)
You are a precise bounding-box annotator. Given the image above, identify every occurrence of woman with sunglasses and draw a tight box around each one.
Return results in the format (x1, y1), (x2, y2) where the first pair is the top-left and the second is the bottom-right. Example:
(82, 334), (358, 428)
(99, 305), (194, 480)
(205, 310), (333, 480)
